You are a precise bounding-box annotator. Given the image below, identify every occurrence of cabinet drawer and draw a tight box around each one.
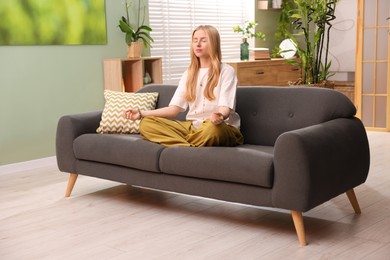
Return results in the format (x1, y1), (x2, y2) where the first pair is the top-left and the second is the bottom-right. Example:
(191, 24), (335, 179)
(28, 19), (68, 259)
(228, 59), (301, 86)
(237, 64), (300, 86)
(274, 64), (300, 85)
(237, 65), (277, 85)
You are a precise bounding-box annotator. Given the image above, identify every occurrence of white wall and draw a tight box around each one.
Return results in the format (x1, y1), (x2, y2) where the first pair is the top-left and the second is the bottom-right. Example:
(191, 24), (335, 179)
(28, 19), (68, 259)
(328, 0), (357, 81)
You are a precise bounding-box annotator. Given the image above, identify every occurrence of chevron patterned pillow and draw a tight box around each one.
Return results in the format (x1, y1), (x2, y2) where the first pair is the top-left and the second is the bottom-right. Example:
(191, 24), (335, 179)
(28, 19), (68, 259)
(96, 90), (159, 134)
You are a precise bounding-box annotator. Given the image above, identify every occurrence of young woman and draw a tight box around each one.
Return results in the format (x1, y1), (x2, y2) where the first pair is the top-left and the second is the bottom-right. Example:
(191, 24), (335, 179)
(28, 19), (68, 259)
(123, 25), (244, 147)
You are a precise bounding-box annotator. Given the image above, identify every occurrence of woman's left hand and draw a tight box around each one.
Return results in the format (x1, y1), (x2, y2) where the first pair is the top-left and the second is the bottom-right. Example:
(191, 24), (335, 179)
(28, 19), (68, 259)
(210, 112), (224, 125)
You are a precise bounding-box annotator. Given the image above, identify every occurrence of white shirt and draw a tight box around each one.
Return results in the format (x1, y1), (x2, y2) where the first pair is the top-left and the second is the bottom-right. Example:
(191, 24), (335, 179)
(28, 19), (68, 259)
(169, 63), (241, 129)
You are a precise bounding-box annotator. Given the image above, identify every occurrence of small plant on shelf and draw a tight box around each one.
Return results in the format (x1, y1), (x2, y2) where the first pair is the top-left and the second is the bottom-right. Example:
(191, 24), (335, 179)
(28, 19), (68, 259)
(233, 21), (266, 40)
(118, 0), (154, 48)
(233, 21), (266, 61)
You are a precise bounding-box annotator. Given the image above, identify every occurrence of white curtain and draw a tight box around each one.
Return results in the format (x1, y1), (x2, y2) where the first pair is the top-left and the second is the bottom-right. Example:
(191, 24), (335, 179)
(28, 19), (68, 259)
(149, 0), (254, 84)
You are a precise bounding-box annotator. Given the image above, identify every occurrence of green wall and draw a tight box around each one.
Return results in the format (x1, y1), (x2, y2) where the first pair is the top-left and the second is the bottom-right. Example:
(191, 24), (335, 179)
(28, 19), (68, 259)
(0, 0), (269, 166)
(255, 9), (282, 51)
(0, 0), (130, 165)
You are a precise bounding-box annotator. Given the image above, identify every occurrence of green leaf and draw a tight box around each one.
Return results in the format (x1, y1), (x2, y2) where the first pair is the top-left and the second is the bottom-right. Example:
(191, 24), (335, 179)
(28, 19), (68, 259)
(290, 14), (302, 19)
(139, 25), (152, 31)
(138, 35), (152, 47)
(285, 60), (301, 67)
(139, 31), (154, 42)
(119, 19), (132, 33)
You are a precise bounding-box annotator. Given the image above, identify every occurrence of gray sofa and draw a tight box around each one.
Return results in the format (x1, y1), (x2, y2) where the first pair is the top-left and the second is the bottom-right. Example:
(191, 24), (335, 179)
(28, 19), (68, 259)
(56, 84), (370, 246)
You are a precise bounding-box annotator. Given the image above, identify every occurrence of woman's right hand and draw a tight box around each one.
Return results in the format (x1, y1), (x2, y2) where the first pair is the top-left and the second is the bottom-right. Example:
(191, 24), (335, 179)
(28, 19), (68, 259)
(123, 109), (142, 120)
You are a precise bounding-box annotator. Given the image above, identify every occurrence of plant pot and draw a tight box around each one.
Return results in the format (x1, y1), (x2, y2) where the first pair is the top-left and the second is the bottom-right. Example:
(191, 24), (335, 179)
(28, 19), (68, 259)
(289, 79), (335, 89)
(127, 41), (143, 58)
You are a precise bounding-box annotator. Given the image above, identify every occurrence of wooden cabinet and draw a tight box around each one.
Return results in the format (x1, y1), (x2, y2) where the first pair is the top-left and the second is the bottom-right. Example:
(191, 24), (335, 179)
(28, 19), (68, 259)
(227, 59), (300, 86)
(104, 57), (162, 92)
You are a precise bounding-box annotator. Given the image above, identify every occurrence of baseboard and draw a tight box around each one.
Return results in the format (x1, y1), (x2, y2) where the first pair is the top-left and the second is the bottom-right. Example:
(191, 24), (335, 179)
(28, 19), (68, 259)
(0, 156), (57, 175)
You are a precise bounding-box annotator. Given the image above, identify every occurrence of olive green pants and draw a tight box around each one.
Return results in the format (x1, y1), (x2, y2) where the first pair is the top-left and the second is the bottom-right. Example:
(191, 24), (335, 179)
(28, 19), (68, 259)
(139, 116), (244, 147)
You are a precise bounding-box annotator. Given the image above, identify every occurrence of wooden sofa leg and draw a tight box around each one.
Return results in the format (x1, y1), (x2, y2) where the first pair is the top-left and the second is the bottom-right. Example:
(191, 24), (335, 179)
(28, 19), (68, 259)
(346, 189), (361, 214)
(291, 210), (307, 246)
(65, 173), (78, 198)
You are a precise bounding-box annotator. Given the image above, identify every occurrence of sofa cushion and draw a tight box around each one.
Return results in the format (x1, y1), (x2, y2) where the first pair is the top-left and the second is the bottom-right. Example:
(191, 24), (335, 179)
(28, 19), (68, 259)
(96, 90), (159, 134)
(73, 134), (164, 172)
(159, 145), (274, 188)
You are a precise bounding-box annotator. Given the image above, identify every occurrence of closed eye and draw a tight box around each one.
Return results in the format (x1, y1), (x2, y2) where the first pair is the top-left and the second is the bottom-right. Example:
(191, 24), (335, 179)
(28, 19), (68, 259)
(193, 37), (207, 43)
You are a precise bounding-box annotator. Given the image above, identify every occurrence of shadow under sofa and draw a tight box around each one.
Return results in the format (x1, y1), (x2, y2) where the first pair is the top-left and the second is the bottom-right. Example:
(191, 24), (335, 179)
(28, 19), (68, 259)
(56, 84), (370, 246)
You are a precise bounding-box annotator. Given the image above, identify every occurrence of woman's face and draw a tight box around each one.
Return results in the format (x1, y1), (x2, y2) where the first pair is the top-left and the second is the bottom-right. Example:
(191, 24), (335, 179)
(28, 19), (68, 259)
(192, 29), (210, 59)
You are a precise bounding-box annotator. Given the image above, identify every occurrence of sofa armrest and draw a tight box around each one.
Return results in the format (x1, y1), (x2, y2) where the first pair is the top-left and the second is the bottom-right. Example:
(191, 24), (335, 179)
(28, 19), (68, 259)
(56, 111), (102, 173)
(272, 117), (370, 212)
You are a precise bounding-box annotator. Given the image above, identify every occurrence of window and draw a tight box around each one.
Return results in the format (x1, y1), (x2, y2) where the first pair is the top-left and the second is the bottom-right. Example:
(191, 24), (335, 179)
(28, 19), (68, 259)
(149, 0), (253, 84)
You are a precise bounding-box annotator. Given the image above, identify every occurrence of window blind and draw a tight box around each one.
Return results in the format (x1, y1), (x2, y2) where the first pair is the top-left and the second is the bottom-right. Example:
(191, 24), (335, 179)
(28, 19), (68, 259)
(149, 0), (253, 84)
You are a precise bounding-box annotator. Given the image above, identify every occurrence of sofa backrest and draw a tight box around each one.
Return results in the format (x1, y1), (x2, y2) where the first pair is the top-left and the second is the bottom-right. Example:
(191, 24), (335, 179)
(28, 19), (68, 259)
(138, 85), (357, 146)
(236, 86), (356, 145)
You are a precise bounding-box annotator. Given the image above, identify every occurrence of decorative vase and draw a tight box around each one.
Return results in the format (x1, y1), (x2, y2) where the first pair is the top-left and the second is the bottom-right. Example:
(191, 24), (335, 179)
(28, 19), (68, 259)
(127, 41), (143, 58)
(240, 38), (249, 61)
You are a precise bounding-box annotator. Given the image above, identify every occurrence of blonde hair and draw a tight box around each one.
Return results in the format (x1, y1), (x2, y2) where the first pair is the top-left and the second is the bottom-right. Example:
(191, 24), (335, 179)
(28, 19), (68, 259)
(185, 25), (222, 102)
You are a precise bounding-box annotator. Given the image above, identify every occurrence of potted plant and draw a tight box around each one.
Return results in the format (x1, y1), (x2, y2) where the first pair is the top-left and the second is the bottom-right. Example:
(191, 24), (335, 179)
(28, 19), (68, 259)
(118, 0), (154, 58)
(233, 21), (266, 61)
(285, 0), (338, 86)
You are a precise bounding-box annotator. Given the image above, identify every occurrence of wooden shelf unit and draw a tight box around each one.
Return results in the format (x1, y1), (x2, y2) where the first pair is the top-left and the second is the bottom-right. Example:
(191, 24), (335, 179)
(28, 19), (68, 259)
(104, 57), (162, 92)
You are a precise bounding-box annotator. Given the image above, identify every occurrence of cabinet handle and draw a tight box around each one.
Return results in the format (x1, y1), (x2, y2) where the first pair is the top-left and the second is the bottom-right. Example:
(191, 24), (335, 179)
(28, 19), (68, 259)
(256, 71), (265, 75)
(291, 68), (299, 71)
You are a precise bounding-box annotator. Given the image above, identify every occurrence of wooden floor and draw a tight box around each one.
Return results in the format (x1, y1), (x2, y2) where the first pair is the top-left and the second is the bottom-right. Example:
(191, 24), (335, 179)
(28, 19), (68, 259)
(1, 131), (390, 259)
